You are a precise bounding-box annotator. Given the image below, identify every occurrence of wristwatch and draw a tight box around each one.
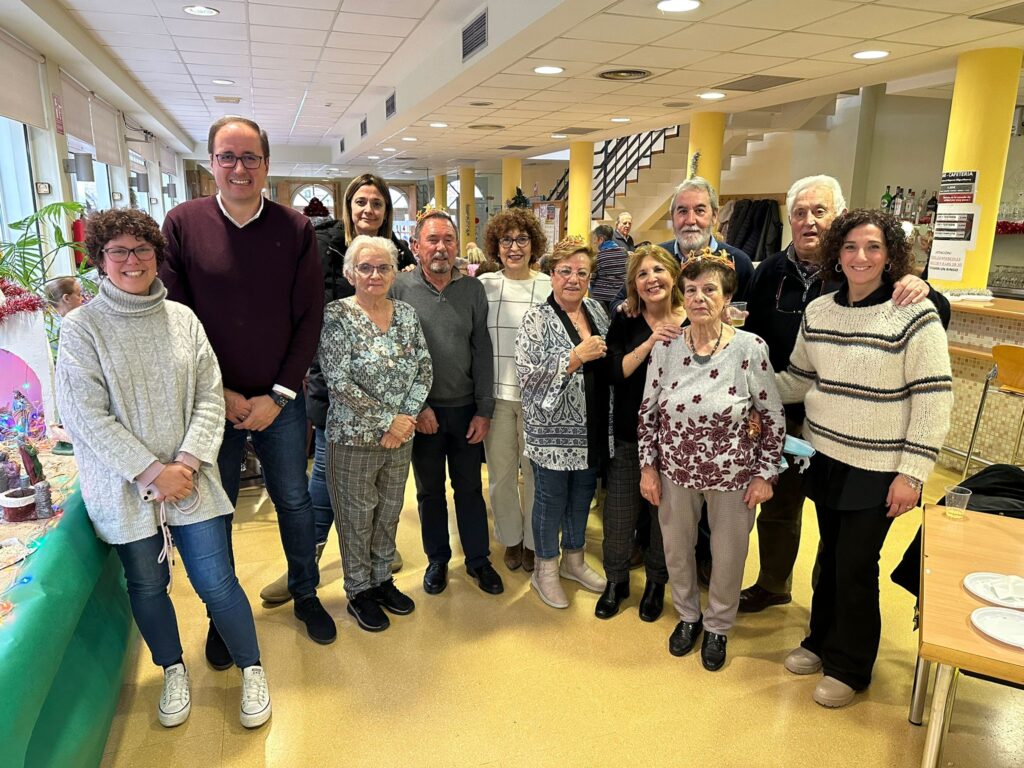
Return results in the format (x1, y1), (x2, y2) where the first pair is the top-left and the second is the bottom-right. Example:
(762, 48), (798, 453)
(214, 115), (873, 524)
(270, 392), (290, 409)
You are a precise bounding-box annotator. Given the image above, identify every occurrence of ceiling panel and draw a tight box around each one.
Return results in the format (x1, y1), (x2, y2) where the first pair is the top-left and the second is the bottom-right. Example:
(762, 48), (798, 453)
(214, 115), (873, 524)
(249, 4), (337, 28)
(153, 0), (248, 23)
(655, 23), (780, 51)
(320, 47), (391, 64)
(801, 5), (949, 37)
(326, 31), (402, 51)
(250, 26), (328, 46)
(529, 38), (637, 63)
(879, 16), (1018, 46)
(177, 37), (250, 54)
(561, 14), (690, 45)
(713, 0), (860, 30)
(339, 0), (433, 17)
(75, 11), (161, 34)
(736, 32), (860, 58)
(333, 12), (418, 36)
(608, 47), (717, 70)
(162, 19), (247, 40)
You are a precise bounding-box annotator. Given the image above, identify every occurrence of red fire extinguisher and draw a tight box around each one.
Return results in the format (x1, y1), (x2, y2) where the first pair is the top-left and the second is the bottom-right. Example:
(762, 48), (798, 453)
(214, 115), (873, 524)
(72, 213), (85, 267)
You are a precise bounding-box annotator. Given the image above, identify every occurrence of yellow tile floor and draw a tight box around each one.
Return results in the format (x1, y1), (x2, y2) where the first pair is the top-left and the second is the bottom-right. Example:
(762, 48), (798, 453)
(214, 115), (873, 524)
(101, 464), (1024, 768)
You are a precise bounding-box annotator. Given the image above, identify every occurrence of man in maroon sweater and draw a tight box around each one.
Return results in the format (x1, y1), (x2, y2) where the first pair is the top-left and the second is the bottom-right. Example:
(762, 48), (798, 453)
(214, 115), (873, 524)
(160, 117), (336, 658)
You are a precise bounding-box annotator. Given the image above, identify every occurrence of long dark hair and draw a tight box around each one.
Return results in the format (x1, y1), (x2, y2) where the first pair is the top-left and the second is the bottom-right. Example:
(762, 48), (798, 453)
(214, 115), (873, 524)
(342, 174), (394, 243)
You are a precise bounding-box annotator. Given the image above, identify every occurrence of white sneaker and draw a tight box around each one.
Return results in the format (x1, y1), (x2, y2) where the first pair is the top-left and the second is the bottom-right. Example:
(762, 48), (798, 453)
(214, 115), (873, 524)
(240, 665), (272, 728)
(158, 663), (191, 727)
(784, 646), (823, 675)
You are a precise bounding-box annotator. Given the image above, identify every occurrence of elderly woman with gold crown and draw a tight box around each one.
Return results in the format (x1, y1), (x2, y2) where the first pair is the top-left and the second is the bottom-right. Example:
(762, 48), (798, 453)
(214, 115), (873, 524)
(638, 247), (785, 672)
(515, 234), (612, 610)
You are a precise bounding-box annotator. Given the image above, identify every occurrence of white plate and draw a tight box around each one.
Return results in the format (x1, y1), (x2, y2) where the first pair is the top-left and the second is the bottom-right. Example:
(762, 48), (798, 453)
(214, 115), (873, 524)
(970, 607), (1024, 650)
(964, 572), (1024, 610)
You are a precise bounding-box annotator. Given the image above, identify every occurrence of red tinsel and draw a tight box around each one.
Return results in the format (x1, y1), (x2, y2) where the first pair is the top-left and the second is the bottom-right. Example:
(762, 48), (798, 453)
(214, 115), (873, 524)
(996, 220), (1024, 235)
(0, 279), (46, 325)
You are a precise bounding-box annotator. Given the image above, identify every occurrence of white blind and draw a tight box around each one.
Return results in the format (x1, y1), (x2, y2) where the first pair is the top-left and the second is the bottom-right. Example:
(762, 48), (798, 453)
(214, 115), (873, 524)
(0, 30), (46, 128)
(159, 144), (176, 173)
(60, 72), (93, 146)
(91, 98), (122, 167)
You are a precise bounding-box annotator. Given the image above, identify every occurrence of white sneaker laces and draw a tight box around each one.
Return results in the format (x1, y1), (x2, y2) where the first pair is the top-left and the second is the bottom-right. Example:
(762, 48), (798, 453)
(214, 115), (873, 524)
(241, 666), (268, 712)
(161, 665), (189, 712)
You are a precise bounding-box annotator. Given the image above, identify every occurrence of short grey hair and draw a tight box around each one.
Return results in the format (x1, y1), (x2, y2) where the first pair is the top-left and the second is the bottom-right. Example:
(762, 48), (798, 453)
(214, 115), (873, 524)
(616, 211), (632, 224)
(344, 235), (398, 279)
(667, 176), (719, 216)
(786, 175), (847, 219)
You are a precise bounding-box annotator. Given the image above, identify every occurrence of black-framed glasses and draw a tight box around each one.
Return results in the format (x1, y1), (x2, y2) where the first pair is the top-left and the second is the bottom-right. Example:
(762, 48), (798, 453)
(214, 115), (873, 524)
(102, 245), (156, 262)
(499, 235), (531, 248)
(775, 274), (809, 315)
(354, 263), (394, 276)
(213, 152), (264, 170)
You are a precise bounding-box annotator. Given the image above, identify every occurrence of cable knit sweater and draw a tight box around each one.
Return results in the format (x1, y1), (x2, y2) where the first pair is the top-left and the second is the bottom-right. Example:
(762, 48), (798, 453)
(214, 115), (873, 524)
(775, 289), (953, 483)
(55, 278), (233, 545)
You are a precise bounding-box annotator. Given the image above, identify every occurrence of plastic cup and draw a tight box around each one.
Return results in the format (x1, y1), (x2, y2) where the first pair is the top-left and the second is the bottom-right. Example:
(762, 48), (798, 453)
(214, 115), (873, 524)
(944, 485), (971, 520)
(728, 302), (748, 328)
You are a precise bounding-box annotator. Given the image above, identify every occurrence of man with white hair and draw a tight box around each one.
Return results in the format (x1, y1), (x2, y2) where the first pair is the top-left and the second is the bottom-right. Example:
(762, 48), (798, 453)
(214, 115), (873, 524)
(738, 174), (950, 615)
(613, 212), (635, 252)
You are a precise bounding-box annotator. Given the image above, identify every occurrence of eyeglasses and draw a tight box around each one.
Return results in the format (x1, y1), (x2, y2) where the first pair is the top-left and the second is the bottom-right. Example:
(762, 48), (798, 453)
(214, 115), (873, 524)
(102, 245), (156, 262)
(553, 267), (591, 280)
(354, 263), (394, 276)
(213, 153), (264, 170)
(774, 274), (812, 315)
(499, 235), (531, 248)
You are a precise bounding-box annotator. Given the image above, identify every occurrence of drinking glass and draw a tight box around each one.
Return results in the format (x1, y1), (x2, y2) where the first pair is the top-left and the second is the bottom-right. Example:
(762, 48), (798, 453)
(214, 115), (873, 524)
(944, 485), (971, 520)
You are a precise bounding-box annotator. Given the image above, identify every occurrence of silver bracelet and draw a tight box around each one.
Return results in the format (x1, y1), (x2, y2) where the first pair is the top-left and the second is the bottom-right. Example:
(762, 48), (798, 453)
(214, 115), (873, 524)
(900, 473), (923, 492)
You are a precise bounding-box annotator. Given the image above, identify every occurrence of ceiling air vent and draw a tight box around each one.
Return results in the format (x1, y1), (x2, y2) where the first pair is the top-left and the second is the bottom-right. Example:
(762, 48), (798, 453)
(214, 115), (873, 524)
(385, 92), (396, 119)
(468, 124), (505, 130)
(553, 127), (597, 135)
(339, 139), (345, 153)
(462, 10), (487, 62)
(715, 75), (801, 92)
(597, 69), (652, 81)
(360, 118), (367, 137)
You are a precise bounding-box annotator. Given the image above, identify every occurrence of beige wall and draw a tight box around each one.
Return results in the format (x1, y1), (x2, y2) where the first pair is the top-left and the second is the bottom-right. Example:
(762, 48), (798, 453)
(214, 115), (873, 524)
(522, 161), (568, 201)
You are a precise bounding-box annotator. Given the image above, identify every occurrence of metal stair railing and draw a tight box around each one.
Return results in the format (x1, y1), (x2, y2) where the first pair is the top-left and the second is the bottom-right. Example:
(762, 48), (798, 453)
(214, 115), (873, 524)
(548, 168), (569, 201)
(590, 125), (679, 220)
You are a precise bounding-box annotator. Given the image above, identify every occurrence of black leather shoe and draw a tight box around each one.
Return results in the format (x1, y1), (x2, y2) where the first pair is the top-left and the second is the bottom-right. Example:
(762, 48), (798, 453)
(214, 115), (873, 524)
(737, 584), (792, 613)
(466, 562), (504, 595)
(347, 590), (390, 632)
(669, 616), (703, 657)
(638, 580), (665, 623)
(294, 595), (337, 645)
(701, 631), (728, 671)
(205, 620), (232, 670)
(371, 578), (415, 615)
(423, 562), (448, 595)
(594, 580), (629, 620)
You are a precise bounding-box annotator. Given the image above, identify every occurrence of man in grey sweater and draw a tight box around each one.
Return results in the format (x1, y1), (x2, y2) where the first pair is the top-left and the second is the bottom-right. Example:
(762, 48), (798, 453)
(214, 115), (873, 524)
(390, 210), (503, 597)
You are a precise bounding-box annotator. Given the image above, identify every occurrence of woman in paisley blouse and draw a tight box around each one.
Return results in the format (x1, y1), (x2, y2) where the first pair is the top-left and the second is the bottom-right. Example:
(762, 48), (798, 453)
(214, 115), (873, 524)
(319, 235), (433, 633)
(515, 235), (611, 609)
(638, 250), (785, 671)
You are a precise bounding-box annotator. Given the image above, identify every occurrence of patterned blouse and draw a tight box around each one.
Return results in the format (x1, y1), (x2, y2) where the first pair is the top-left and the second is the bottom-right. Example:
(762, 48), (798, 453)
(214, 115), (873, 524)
(319, 298), (433, 447)
(638, 330), (785, 491)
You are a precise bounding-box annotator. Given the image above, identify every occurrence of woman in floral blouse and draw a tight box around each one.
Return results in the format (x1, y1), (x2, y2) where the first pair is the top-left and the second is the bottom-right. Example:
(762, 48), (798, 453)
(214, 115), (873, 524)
(319, 235), (433, 633)
(639, 251), (784, 671)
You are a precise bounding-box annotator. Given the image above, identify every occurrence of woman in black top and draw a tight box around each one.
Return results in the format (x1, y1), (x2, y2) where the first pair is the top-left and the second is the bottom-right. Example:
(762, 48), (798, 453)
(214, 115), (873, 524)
(596, 245), (685, 621)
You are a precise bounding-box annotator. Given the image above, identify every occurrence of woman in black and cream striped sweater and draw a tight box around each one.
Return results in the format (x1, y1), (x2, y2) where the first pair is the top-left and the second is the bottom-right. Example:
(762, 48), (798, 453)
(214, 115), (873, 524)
(774, 209), (953, 709)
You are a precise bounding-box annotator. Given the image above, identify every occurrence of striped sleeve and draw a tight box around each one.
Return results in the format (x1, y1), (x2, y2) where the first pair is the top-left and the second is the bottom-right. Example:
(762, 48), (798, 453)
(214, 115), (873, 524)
(897, 312), (953, 482)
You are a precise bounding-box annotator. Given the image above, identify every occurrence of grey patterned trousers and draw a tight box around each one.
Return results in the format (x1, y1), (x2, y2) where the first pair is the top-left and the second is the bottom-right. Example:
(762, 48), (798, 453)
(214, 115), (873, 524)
(325, 440), (413, 598)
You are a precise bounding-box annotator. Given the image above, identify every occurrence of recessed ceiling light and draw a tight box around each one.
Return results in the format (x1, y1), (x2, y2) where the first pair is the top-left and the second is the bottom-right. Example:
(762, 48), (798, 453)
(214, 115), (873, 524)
(211, 78), (234, 85)
(610, 117), (631, 123)
(852, 49), (889, 60)
(551, 133), (568, 139)
(534, 65), (564, 75)
(183, 5), (219, 16)
(383, 147), (396, 151)
(429, 122), (448, 128)
(367, 155), (380, 159)
(402, 136), (417, 142)
(699, 91), (726, 100)
(656, 0), (700, 11)
(402, 170), (414, 174)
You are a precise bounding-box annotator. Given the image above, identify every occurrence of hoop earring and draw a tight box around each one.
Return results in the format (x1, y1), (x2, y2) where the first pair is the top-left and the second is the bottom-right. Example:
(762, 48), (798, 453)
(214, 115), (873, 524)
(884, 262), (892, 272)
(834, 263), (842, 273)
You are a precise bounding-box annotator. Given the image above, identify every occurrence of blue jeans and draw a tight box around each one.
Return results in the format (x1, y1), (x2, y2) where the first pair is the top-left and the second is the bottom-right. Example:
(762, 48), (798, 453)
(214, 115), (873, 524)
(115, 516), (260, 669)
(217, 396), (318, 598)
(310, 426), (334, 545)
(530, 462), (599, 560)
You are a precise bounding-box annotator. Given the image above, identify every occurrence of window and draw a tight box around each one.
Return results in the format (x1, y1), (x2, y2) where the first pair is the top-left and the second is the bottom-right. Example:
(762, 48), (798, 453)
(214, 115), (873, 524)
(427, 181), (484, 226)
(161, 172), (176, 215)
(391, 188), (409, 219)
(292, 184), (334, 217)
(67, 154), (113, 213)
(0, 115), (34, 243)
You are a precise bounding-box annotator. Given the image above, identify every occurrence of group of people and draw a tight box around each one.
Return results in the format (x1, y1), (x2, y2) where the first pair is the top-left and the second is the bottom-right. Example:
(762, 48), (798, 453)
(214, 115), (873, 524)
(52, 114), (954, 735)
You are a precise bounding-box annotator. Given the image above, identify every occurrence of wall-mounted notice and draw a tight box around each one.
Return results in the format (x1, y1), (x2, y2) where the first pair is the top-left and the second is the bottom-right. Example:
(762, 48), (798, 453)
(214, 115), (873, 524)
(938, 170), (977, 204)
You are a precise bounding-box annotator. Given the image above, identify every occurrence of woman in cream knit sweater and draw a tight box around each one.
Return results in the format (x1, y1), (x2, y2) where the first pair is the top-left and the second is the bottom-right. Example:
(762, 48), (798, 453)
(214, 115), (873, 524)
(775, 209), (953, 709)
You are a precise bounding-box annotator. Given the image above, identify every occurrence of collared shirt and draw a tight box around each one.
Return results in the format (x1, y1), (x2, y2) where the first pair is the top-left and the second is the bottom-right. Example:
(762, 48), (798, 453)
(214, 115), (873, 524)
(215, 191), (265, 228)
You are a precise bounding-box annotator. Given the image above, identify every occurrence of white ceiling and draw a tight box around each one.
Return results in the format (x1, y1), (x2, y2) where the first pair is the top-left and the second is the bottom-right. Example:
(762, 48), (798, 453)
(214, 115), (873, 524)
(26, 0), (1024, 177)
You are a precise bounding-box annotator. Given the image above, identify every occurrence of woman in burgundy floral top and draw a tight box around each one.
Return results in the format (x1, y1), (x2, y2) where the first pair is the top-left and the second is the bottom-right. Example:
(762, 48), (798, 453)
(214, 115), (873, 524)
(638, 251), (785, 672)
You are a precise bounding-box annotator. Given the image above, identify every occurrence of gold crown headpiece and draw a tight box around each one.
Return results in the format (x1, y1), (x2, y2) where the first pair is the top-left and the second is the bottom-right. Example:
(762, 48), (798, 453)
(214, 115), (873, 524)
(681, 246), (735, 271)
(415, 205), (453, 224)
(552, 234), (589, 254)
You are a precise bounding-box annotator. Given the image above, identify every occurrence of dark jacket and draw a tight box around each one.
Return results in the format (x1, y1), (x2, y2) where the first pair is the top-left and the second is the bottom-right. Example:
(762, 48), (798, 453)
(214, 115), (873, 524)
(612, 230), (635, 252)
(727, 199), (783, 261)
(306, 220), (417, 428)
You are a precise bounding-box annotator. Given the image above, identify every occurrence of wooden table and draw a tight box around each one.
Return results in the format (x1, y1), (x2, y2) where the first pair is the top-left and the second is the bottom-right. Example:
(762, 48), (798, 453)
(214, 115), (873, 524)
(916, 504), (1024, 767)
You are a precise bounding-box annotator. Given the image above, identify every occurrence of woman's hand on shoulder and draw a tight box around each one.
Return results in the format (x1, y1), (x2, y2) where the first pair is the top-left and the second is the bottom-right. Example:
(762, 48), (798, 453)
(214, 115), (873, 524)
(649, 321), (682, 345)
(892, 275), (929, 306)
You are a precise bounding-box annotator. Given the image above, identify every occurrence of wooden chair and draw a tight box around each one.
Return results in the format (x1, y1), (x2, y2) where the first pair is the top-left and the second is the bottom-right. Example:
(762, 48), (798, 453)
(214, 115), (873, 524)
(962, 344), (1024, 480)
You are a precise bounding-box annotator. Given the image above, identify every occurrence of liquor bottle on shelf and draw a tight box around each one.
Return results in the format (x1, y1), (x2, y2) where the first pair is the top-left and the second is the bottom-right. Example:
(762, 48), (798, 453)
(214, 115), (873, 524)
(926, 190), (938, 217)
(891, 187), (904, 218)
(904, 189), (917, 222)
(880, 185), (892, 212)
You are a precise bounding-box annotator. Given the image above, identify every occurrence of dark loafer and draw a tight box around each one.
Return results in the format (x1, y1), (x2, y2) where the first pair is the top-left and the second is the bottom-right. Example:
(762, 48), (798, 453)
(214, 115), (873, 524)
(423, 562), (448, 595)
(205, 621), (233, 670)
(638, 580), (665, 623)
(594, 580), (629, 620)
(701, 631), (728, 671)
(466, 562), (504, 595)
(737, 584), (792, 613)
(669, 616), (703, 657)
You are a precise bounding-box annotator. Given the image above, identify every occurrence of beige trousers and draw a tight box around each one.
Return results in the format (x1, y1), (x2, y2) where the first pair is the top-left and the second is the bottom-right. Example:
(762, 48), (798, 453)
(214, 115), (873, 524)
(483, 398), (535, 550)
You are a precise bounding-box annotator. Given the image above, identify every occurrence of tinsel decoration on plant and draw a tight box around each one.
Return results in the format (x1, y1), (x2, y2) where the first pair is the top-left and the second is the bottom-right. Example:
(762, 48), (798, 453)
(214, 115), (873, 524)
(689, 151), (700, 179)
(506, 187), (531, 209)
(0, 279), (46, 326)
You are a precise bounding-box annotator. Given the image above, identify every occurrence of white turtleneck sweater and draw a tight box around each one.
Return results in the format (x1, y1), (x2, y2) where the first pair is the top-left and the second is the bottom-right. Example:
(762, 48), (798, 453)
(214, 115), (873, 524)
(55, 277), (233, 544)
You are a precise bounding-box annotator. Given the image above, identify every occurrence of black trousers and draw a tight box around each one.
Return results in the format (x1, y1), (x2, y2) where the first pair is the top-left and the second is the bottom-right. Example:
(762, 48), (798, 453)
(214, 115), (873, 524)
(411, 404), (491, 569)
(801, 499), (894, 690)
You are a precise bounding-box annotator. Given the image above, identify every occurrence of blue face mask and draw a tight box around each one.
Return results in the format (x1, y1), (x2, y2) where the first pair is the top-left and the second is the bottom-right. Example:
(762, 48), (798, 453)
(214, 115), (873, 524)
(779, 434), (816, 474)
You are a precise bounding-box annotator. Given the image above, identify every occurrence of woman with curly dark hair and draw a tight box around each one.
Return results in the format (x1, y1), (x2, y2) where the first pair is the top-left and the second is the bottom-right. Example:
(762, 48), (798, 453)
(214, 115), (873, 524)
(57, 208), (271, 730)
(478, 208), (551, 572)
(775, 209), (953, 708)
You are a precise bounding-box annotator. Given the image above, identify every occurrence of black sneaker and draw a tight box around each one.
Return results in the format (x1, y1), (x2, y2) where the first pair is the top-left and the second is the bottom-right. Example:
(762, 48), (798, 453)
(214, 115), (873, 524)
(668, 616), (703, 657)
(293, 595), (337, 644)
(205, 621), (232, 670)
(466, 562), (504, 595)
(701, 631), (727, 671)
(371, 579), (415, 615)
(347, 591), (390, 632)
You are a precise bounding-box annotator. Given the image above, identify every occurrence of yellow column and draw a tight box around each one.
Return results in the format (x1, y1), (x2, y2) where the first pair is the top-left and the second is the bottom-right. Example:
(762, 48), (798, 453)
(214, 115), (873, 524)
(687, 112), (726, 191)
(932, 48), (1023, 290)
(458, 165), (476, 256)
(433, 174), (446, 210)
(568, 141), (594, 240)
(501, 158), (522, 207)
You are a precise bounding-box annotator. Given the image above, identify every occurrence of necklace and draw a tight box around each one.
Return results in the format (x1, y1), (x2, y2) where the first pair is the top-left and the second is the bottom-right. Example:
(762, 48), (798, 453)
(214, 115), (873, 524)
(569, 307), (585, 333)
(687, 324), (723, 364)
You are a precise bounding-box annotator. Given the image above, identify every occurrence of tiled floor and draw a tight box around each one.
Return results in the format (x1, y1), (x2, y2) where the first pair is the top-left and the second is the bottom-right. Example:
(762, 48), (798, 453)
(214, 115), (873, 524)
(100, 464), (1024, 768)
